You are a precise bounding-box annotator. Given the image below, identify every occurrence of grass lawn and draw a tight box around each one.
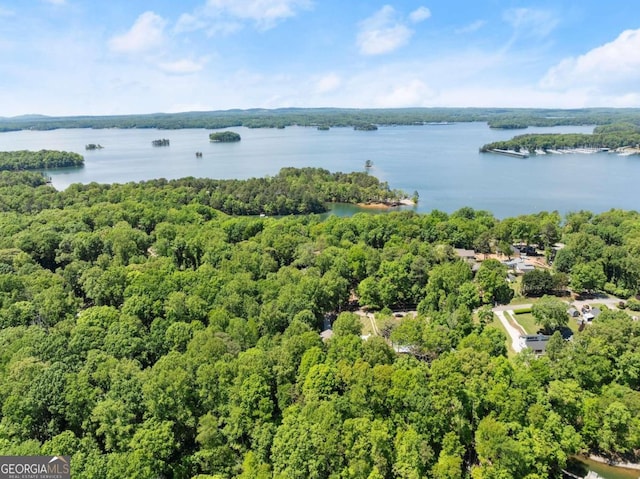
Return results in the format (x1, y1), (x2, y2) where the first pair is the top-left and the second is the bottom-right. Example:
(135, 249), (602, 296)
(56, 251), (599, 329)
(508, 295), (542, 306)
(514, 311), (581, 335)
(513, 312), (539, 335)
(358, 314), (376, 336)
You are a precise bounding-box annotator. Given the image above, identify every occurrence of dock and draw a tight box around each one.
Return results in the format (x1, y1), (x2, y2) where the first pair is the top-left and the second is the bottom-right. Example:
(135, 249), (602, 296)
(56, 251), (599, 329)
(490, 148), (529, 158)
(561, 469), (604, 479)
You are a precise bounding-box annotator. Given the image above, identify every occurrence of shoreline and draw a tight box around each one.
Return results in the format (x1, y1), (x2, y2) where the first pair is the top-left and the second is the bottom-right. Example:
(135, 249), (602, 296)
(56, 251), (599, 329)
(356, 198), (416, 209)
(587, 454), (640, 471)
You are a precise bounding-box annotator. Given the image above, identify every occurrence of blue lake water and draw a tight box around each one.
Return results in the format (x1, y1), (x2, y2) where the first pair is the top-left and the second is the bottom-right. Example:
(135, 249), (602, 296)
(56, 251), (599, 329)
(0, 123), (637, 218)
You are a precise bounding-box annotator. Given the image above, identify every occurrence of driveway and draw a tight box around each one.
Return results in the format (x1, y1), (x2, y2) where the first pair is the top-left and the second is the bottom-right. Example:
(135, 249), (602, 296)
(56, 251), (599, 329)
(494, 310), (524, 353)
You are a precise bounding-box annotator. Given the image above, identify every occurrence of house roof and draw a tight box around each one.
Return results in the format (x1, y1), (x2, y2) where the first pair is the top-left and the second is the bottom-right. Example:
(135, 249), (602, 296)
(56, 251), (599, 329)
(454, 248), (476, 259)
(516, 262), (535, 272)
(519, 333), (551, 353)
(320, 329), (334, 341)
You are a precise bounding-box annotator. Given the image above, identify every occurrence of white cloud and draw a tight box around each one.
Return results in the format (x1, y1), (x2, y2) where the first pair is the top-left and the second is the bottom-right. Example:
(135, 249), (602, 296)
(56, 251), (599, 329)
(541, 29), (640, 93)
(175, 13), (209, 33)
(159, 58), (208, 74)
(455, 20), (486, 35)
(375, 79), (435, 107)
(109, 11), (167, 54)
(357, 5), (413, 56)
(503, 8), (558, 39)
(177, 0), (312, 33)
(409, 6), (431, 24)
(315, 73), (341, 94)
(42, 0), (66, 5)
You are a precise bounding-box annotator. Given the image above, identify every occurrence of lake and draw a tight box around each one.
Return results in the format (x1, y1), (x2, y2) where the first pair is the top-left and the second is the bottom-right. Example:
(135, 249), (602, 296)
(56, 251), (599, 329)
(0, 123), (638, 218)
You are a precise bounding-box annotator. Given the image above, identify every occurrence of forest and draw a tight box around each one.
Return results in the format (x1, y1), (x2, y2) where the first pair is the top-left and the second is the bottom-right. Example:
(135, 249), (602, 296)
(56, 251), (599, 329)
(0, 150), (84, 171)
(480, 122), (640, 153)
(2, 107), (640, 132)
(0, 168), (406, 216)
(0, 169), (639, 478)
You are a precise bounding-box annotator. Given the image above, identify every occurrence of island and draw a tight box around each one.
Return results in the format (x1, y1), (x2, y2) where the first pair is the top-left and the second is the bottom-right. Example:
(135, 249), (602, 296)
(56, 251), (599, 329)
(0, 149), (84, 170)
(209, 131), (241, 142)
(85, 143), (104, 150)
(151, 138), (170, 147)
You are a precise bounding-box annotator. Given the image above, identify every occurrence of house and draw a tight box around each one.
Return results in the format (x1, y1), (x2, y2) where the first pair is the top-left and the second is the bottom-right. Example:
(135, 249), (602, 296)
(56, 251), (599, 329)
(567, 307), (579, 317)
(503, 257), (535, 273)
(519, 333), (551, 355)
(516, 262), (535, 273)
(455, 248), (476, 262)
(584, 307), (601, 322)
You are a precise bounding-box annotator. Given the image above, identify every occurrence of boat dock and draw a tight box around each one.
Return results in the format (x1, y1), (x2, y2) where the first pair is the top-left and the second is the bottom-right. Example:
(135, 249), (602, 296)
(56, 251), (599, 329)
(490, 148), (529, 158)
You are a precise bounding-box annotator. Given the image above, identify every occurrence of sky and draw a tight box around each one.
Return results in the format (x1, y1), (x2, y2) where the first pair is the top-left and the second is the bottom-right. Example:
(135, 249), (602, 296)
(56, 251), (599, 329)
(1, 0), (640, 116)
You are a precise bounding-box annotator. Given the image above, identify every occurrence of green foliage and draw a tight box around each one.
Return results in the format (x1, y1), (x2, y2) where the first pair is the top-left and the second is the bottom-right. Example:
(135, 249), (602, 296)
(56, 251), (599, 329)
(481, 130), (640, 153)
(209, 131), (241, 142)
(0, 171), (639, 477)
(3, 107), (640, 132)
(531, 295), (569, 334)
(0, 150), (83, 170)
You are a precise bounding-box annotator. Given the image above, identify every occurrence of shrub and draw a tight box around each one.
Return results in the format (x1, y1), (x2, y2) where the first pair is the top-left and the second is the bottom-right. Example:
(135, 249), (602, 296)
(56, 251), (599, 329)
(627, 298), (640, 311)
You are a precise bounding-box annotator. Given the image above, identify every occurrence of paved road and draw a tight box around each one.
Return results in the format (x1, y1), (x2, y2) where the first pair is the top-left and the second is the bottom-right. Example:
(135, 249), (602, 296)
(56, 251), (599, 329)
(494, 310), (524, 353)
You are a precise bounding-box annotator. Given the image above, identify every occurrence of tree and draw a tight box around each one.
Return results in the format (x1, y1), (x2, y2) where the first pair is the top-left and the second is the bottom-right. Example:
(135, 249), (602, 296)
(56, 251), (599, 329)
(521, 269), (553, 296)
(571, 261), (606, 294)
(476, 305), (494, 330)
(475, 259), (513, 305)
(531, 295), (568, 333)
(432, 432), (464, 479)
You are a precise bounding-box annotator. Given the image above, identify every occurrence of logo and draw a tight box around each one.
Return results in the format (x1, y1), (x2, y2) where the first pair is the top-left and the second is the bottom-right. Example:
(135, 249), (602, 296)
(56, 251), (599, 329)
(0, 456), (70, 479)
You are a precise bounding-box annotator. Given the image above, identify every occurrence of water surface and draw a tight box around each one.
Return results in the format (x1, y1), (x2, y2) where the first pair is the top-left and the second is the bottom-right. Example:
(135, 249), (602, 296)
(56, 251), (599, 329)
(1, 123), (636, 218)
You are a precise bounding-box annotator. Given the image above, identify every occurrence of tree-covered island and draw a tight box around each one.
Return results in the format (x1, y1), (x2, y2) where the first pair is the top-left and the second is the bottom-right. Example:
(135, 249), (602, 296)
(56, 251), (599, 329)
(209, 131), (241, 142)
(0, 149), (84, 170)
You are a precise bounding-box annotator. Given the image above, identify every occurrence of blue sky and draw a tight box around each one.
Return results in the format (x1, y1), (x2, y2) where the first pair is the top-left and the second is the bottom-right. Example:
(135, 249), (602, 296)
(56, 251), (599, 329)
(1, 0), (640, 116)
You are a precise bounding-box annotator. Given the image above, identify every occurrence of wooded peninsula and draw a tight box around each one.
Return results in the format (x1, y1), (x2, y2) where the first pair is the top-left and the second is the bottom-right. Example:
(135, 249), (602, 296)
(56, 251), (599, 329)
(480, 122), (640, 153)
(0, 167), (639, 478)
(0, 150), (84, 171)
